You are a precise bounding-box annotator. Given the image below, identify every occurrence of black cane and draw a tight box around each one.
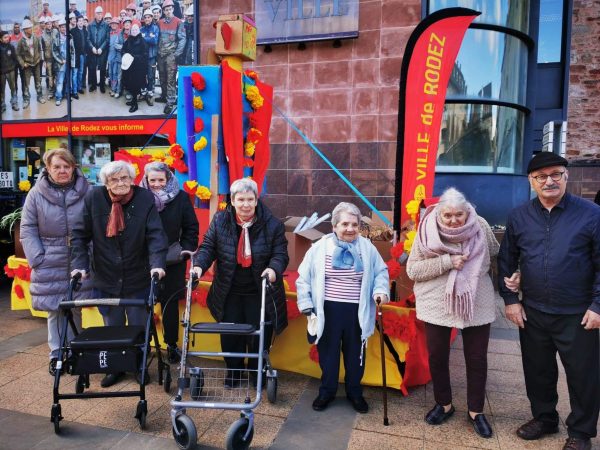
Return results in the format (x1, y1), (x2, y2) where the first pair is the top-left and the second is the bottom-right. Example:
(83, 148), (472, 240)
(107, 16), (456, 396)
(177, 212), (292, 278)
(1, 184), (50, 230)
(377, 298), (389, 426)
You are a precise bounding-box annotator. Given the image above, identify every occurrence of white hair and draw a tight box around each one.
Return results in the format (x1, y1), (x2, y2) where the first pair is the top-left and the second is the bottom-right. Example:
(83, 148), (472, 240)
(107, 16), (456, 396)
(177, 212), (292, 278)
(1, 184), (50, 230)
(437, 187), (472, 213)
(144, 161), (172, 178)
(331, 202), (362, 227)
(99, 160), (135, 184)
(230, 178), (258, 200)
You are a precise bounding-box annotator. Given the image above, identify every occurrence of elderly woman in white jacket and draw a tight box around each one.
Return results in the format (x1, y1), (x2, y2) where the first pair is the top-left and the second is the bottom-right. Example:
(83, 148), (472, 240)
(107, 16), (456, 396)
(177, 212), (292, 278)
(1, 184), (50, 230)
(297, 202), (389, 414)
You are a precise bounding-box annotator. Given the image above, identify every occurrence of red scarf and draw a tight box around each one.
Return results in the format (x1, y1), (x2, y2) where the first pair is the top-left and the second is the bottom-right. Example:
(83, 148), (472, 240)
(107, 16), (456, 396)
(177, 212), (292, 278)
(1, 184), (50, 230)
(236, 214), (255, 267)
(106, 188), (135, 237)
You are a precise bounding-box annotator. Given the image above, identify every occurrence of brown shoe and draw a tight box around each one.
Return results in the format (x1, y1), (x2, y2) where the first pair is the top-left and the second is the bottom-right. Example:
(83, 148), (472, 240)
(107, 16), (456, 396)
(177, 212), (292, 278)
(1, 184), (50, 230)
(563, 437), (591, 450)
(517, 418), (559, 440)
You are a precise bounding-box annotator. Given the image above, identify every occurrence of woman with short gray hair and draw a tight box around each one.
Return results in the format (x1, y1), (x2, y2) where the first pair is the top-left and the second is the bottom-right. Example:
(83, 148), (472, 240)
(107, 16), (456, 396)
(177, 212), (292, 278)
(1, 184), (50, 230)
(139, 161), (198, 363)
(71, 160), (168, 388)
(192, 178), (289, 388)
(297, 201), (389, 414)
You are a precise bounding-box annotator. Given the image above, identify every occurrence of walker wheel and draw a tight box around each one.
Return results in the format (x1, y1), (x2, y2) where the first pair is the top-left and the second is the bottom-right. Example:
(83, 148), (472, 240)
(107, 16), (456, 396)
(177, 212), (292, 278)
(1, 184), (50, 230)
(135, 400), (147, 430)
(266, 376), (278, 404)
(51, 403), (62, 434)
(163, 367), (172, 393)
(225, 418), (253, 450)
(189, 370), (204, 401)
(75, 375), (86, 394)
(172, 414), (197, 450)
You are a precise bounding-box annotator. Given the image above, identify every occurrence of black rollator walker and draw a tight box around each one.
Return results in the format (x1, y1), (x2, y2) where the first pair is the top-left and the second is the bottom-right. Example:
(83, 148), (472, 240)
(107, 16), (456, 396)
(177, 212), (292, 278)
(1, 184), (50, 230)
(170, 250), (278, 450)
(50, 271), (169, 433)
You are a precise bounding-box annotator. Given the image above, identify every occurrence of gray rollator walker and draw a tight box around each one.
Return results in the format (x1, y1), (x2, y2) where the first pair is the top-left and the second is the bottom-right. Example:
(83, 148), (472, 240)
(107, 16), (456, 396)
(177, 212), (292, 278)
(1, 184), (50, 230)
(170, 250), (278, 450)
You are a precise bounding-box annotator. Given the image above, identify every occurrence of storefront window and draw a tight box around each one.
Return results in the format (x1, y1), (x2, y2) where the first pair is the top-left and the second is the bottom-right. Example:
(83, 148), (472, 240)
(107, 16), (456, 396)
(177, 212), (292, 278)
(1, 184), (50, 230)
(537, 0), (563, 63)
(448, 30), (528, 105)
(437, 104), (524, 173)
(429, 0), (530, 34)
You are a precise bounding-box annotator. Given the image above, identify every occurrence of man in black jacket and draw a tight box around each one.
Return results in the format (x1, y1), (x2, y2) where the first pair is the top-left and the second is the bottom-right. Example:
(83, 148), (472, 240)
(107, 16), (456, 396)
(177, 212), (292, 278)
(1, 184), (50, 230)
(498, 152), (600, 450)
(87, 5), (109, 93)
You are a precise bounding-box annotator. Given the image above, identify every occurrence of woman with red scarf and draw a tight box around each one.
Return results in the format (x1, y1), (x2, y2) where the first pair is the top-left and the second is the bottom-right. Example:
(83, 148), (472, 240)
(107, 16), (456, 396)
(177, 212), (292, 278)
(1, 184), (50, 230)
(71, 160), (167, 388)
(192, 178), (289, 388)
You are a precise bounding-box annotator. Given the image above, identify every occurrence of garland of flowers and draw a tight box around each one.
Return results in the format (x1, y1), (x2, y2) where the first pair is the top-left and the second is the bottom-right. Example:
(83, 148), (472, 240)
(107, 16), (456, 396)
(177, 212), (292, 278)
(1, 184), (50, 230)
(4, 264), (32, 281)
(382, 310), (417, 343)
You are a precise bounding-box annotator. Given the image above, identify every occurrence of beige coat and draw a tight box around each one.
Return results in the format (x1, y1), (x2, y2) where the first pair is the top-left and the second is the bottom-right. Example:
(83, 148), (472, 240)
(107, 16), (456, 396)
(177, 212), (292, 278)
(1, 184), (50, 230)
(406, 216), (499, 329)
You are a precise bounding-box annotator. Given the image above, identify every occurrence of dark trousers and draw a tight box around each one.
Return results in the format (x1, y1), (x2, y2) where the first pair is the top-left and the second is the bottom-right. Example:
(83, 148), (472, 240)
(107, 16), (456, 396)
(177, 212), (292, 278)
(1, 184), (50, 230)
(88, 53), (107, 89)
(159, 262), (186, 345)
(425, 322), (490, 413)
(317, 301), (365, 399)
(520, 304), (599, 439)
(221, 291), (272, 371)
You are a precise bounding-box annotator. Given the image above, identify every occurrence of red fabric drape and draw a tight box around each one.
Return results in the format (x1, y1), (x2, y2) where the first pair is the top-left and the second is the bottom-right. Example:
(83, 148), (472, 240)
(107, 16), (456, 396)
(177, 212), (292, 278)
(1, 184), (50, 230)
(252, 79), (273, 196)
(221, 61), (244, 184)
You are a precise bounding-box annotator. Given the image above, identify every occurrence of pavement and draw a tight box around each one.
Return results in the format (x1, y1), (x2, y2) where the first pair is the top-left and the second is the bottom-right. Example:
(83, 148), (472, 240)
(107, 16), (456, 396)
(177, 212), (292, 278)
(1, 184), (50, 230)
(0, 283), (598, 450)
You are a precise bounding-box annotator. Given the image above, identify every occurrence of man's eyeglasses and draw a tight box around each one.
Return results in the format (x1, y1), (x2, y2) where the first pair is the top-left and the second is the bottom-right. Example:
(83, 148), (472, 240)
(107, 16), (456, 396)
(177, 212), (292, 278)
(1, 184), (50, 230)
(530, 171), (565, 184)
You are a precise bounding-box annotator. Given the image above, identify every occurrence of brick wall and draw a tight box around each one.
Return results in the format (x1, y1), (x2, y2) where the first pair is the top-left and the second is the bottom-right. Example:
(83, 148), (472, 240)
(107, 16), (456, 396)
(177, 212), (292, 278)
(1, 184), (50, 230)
(199, 0), (420, 218)
(566, 163), (600, 202)
(566, 1), (600, 160)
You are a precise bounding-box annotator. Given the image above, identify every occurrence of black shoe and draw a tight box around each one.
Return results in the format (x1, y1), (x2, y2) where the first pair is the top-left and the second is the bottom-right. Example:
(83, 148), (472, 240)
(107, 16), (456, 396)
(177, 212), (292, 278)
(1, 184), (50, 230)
(425, 404), (455, 425)
(563, 437), (592, 450)
(347, 395), (368, 413)
(100, 372), (125, 388)
(167, 344), (181, 364)
(516, 418), (559, 440)
(163, 104), (174, 114)
(155, 96), (167, 103)
(469, 413), (493, 438)
(129, 103), (138, 113)
(100, 87), (106, 93)
(224, 370), (242, 389)
(125, 100), (133, 106)
(89, 86), (96, 92)
(135, 371), (151, 385)
(71, 93), (79, 100)
(312, 394), (335, 411)
(78, 89), (84, 94)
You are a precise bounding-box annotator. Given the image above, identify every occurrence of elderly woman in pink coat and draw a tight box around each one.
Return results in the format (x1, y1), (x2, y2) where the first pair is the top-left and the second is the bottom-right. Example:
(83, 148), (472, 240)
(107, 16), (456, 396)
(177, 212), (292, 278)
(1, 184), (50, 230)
(407, 187), (499, 439)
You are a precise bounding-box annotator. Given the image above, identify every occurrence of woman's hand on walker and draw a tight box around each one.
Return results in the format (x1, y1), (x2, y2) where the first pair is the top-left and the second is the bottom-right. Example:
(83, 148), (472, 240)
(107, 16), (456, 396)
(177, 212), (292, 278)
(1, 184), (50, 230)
(70, 269), (88, 280)
(150, 268), (166, 279)
(261, 268), (276, 283)
(374, 294), (389, 304)
(191, 266), (203, 279)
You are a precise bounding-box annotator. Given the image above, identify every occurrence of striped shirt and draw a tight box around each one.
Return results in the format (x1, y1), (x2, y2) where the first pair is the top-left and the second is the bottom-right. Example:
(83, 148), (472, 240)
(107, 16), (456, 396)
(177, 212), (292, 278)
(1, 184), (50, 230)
(324, 239), (363, 303)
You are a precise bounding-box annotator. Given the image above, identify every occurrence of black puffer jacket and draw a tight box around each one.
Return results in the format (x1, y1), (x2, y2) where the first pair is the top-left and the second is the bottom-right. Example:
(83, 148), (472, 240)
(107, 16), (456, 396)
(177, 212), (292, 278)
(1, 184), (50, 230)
(194, 201), (289, 334)
(71, 185), (167, 296)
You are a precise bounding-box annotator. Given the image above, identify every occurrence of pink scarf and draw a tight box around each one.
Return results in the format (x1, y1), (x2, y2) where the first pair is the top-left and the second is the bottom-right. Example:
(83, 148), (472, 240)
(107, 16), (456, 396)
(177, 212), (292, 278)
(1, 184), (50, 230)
(415, 204), (486, 321)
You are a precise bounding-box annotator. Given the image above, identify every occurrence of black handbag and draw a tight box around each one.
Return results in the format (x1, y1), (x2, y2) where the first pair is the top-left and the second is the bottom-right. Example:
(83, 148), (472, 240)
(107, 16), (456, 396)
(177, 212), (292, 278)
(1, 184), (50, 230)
(166, 242), (183, 266)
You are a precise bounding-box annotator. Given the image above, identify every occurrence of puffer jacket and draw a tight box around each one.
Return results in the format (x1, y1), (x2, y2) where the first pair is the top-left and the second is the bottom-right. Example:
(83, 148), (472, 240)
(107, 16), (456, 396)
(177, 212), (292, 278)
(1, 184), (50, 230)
(20, 169), (91, 311)
(193, 201), (289, 334)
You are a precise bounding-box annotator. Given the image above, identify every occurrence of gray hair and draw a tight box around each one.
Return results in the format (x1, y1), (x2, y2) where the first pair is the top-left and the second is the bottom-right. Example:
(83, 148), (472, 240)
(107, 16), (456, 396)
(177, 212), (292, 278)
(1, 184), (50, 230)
(331, 202), (362, 227)
(144, 161), (172, 179)
(230, 178), (258, 200)
(437, 187), (472, 213)
(99, 160), (136, 184)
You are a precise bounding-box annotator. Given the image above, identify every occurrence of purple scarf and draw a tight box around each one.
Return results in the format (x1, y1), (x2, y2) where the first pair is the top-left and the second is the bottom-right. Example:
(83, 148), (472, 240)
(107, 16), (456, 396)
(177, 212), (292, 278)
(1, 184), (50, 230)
(139, 173), (179, 212)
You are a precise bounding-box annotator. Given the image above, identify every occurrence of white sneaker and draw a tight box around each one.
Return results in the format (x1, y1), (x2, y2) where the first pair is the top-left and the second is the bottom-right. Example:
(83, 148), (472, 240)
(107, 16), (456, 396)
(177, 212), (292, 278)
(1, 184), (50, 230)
(55, 99), (61, 106)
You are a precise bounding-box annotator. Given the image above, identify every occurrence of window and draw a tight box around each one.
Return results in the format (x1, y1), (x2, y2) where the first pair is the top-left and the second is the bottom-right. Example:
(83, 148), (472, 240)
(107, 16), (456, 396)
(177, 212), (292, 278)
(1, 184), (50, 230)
(537, 0), (563, 63)
(429, 0), (529, 33)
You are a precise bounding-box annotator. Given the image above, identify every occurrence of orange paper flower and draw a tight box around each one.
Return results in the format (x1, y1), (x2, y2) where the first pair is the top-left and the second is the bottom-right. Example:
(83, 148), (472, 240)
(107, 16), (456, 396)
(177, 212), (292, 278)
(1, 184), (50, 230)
(244, 158), (254, 168)
(246, 127), (263, 144)
(191, 72), (206, 91)
(244, 70), (259, 81)
(194, 136), (208, 151)
(169, 143), (184, 159)
(244, 142), (255, 157)
(390, 242), (405, 259)
(386, 259), (402, 280)
(183, 180), (198, 194)
(4, 264), (15, 278)
(193, 96), (204, 110)
(171, 159), (188, 173)
(18, 180), (31, 192)
(244, 85), (263, 110)
(194, 118), (204, 133)
(195, 185), (211, 201)
(218, 201), (227, 211)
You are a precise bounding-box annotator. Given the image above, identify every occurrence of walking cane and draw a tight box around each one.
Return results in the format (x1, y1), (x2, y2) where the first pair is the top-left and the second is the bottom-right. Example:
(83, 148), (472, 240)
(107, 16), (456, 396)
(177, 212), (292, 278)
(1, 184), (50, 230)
(376, 297), (389, 426)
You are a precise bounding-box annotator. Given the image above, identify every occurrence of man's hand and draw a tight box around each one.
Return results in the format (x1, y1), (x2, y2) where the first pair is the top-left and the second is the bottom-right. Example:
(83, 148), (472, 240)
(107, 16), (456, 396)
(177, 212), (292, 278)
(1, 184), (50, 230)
(504, 271), (521, 293)
(450, 254), (468, 270)
(150, 268), (165, 279)
(192, 266), (202, 278)
(70, 269), (88, 279)
(581, 309), (600, 330)
(374, 294), (389, 304)
(505, 303), (527, 328)
(261, 268), (276, 283)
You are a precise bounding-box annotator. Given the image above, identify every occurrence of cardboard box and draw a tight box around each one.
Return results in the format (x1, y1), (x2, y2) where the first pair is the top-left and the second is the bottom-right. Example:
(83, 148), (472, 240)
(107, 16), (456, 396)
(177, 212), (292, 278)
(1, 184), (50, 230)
(215, 14), (257, 61)
(284, 216), (324, 271)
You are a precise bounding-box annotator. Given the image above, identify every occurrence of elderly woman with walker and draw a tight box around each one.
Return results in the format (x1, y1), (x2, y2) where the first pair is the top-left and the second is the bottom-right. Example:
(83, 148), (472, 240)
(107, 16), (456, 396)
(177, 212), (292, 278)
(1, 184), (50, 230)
(406, 187), (499, 438)
(296, 201), (390, 414)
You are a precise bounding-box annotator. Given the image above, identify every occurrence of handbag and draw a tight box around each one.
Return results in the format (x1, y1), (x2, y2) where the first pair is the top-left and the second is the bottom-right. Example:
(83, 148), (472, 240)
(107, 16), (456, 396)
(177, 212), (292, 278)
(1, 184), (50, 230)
(166, 242), (183, 266)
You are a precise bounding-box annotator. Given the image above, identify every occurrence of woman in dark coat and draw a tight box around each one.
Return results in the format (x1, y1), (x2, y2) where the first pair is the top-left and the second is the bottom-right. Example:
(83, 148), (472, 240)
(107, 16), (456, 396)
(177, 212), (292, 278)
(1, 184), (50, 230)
(71, 160), (167, 387)
(121, 23), (147, 113)
(140, 162), (199, 363)
(20, 149), (91, 376)
(192, 178), (289, 387)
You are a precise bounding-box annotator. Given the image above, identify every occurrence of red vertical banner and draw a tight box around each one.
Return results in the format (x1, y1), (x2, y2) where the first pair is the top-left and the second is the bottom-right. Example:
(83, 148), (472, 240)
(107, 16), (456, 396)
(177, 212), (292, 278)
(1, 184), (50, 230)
(393, 8), (479, 229)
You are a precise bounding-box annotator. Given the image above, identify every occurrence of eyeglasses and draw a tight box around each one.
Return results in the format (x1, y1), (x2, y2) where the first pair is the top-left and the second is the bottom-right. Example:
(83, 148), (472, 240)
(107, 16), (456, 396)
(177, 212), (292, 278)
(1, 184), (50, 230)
(107, 175), (131, 185)
(530, 171), (565, 184)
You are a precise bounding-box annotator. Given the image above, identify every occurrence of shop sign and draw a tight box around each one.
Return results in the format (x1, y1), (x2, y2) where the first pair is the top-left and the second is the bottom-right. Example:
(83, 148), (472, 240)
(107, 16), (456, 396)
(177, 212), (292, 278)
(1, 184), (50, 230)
(255, 0), (359, 44)
(0, 172), (14, 188)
